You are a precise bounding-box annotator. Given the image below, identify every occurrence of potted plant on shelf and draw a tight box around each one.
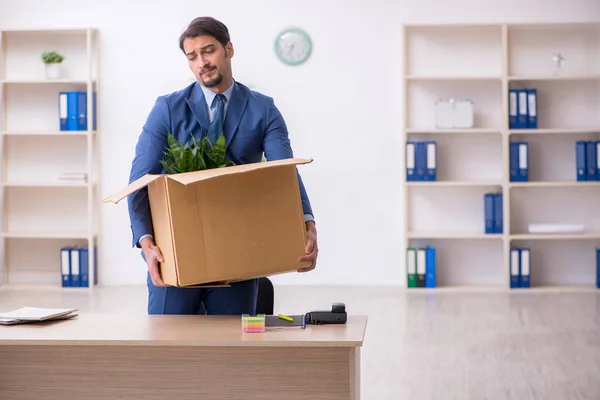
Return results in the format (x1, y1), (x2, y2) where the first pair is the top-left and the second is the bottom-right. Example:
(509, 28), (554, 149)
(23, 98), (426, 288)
(41, 51), (65, 79)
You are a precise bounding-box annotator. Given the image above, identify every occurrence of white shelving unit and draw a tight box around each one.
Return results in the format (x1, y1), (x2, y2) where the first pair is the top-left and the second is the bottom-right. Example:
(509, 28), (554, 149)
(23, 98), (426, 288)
(402, 22), (600, 290)
(0, 28), (99, 288)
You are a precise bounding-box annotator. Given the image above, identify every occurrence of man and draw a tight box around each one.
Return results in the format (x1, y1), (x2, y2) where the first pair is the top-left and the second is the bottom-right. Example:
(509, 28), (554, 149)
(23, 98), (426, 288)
(127, 16), (318, 316)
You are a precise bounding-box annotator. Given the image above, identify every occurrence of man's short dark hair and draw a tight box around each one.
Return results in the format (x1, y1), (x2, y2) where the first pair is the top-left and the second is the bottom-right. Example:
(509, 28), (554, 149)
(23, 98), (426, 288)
(179, 17), (230, 53)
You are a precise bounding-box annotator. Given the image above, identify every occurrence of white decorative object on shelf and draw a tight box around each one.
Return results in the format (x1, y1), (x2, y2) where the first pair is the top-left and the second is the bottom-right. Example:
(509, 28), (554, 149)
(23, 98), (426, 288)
(435, 99), (474, 129)
(45, 63), (62, 79)
(552, 52), (564, 76)
(528, 224), (584, 234)
(41, 51), (65, 80)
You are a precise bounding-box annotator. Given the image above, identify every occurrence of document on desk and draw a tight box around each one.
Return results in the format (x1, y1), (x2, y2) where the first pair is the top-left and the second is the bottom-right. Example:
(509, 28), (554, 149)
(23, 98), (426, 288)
(0, 307), (78, 325)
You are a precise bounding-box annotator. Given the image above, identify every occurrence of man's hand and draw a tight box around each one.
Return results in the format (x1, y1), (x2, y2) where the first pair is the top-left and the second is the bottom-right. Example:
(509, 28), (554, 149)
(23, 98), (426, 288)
(298, 221), (318, 272)
(140, 237), (169, 287)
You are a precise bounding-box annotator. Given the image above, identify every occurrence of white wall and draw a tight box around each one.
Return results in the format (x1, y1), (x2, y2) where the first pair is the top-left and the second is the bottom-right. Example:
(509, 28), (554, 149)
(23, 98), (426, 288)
(1, 0), (599, 286)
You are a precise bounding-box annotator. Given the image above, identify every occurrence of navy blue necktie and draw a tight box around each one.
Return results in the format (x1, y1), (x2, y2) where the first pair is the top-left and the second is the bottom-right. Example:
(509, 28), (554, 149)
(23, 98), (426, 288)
(207, 94), (226, 145)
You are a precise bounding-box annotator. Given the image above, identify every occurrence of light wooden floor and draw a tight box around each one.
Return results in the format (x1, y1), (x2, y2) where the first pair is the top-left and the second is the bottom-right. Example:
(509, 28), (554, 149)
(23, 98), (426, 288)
(1, 284), (600, 399)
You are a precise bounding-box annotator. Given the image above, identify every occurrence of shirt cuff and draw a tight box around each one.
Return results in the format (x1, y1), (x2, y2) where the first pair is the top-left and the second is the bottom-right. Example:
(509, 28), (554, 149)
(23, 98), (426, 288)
(138, 234), (153, 246)
(304, 214), (315, 223)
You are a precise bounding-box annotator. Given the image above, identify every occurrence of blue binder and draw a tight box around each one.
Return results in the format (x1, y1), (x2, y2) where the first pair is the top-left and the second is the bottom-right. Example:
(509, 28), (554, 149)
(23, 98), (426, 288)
(516, 89), (528, 129)
(69, 247), (80, 287)
(415, 142), (426, 181)
(58, 92), (68, 130)
(526, 89), (537, 129)
(596, 142), (600, 181)
(80, 248), (89, 287)
(425, 141), (437, 181)
(484, 193), (494, 234)
(77, 92), (87, 130)
(493, 193), (503, 233)
(93, 92), (97, 130)
(576, 141), (587, 181)
(586, 141), (597, 181)
(79, 247), (98, 287)
(517, 142), (529, 181)
(520, 248), (531, 288)
(66, 91), (79, 131)
(596, 247), (599, 289)
(406, 142), (416, 181)
(425, 246), (436, 288)
(508, 89), (518, 129)
(60, 247), (71, 287)
(509, 142), (519, 181)
(510, 248), (520, 289)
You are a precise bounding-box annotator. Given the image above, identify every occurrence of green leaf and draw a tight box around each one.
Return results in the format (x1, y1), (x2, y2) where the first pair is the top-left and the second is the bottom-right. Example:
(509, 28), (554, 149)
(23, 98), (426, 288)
(160, 158), (179, 174)
(177, 147), (194, 172)
(210, 135), (227, 164)
(161, 130), (236, 174)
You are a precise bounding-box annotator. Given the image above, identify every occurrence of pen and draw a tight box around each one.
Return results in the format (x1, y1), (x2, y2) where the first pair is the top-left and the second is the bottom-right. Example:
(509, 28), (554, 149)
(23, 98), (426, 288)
(278, 314), (293, 322)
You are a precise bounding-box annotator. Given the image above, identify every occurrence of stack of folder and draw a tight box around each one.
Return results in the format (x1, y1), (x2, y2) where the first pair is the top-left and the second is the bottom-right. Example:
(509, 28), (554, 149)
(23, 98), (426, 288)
(406, 141), (437, 181)
(58, 91), (97, 131)
(406, 247), (436, 288)
(509, 88), (537, 129)
(576, 140), (599, 181)
(60, 246), (97, 287)
(484, 192), (503, 234)
(510, 247), (531, 288)
(509, 142), (529, 182)
(0, 307), (78, 325)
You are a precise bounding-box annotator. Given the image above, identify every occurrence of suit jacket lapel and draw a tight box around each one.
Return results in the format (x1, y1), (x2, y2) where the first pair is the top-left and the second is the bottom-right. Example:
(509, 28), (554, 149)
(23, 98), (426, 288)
(224, 82), (248, 146)
(185, 82), (210, 136)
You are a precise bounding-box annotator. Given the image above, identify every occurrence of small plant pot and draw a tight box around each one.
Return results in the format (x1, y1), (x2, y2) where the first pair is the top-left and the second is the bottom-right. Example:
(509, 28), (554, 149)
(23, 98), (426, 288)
(45, 63), (62, 80)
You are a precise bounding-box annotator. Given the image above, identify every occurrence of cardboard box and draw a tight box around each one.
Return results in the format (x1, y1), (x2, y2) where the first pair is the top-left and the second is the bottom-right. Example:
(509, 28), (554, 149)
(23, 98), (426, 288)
(103, 158), (312, 287)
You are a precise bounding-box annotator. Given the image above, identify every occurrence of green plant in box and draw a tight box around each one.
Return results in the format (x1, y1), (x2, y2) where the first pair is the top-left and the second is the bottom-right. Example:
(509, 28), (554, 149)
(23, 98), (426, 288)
(160, 132), (235, 174)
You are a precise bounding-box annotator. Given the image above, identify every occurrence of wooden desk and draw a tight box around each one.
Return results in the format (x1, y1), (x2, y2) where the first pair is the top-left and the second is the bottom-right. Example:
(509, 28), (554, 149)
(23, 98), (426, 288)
(0, 314), (367, 400)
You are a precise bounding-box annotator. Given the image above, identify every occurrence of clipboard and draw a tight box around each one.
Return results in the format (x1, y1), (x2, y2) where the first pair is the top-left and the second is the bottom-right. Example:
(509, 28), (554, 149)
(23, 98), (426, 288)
(265, 314), (306, 328)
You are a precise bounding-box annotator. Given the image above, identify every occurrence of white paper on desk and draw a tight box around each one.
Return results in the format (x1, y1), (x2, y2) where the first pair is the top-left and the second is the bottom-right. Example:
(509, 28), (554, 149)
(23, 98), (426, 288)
(0, 307), (78, 321)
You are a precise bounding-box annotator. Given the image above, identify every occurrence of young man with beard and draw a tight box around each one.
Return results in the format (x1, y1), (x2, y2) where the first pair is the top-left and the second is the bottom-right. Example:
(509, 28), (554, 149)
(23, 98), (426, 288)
(127, 16), (318, 315)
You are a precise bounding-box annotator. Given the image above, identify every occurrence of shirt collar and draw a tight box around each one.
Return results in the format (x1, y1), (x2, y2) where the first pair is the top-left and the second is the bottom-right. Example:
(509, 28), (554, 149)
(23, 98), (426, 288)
(200, 79), (235, 108)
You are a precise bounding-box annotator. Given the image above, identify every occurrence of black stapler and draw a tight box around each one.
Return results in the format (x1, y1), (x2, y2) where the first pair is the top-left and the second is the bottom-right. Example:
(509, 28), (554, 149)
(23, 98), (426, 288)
(305, 302), (347, 325)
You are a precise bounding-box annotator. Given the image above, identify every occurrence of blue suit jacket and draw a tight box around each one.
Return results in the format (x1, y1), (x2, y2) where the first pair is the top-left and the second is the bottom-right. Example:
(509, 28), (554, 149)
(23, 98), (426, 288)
(127, 80), (313, 248)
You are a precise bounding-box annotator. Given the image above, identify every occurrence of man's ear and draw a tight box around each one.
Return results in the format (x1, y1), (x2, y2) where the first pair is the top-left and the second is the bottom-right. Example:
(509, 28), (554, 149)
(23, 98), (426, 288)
(225, 41), (234, 58)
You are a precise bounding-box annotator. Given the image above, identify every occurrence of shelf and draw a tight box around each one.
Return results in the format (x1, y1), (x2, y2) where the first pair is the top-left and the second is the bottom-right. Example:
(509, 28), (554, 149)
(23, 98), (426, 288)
(403, 22), (600, 291)
(406, 128), (502, 135)
(510, 233), (600, 240)
(0, 27), (100, 288)
(509, 181), (600, 188)
(408, 232), (503, 240)
(509, 128), (600, 135)
(508, 75), (600, 82)
(3, 181), (88, 188)
(406, 78), (503, 130)
(1, 130), (92, 136)
(407, 181), (503, 187)
(0, 231), (90, 239)
(1, 79), (95, 84)
(405, 76), (502, 81)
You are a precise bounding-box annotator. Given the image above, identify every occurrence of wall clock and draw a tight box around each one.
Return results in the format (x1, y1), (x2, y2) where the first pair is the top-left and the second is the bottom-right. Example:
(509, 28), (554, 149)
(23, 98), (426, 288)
(274, 27), (312, 66)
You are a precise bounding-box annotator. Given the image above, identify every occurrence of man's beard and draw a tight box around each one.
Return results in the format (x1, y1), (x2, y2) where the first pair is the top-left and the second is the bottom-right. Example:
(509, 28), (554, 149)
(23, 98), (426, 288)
(201, 69), (224, 88)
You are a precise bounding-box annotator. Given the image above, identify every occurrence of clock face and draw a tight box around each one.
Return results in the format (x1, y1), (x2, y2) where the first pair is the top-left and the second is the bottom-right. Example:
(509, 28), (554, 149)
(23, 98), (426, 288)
(274, 28), (312, 66)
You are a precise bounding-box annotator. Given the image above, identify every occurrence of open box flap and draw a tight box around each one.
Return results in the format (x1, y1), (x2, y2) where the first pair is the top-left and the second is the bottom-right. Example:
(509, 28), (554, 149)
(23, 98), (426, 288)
(102, 158), (312, 205)
(166, 157), (313, 185)
(102, 174), (163, 204)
